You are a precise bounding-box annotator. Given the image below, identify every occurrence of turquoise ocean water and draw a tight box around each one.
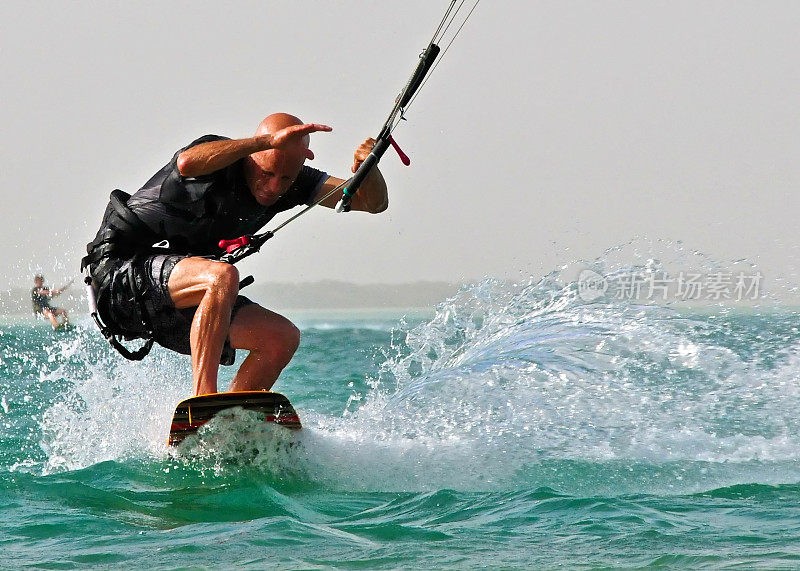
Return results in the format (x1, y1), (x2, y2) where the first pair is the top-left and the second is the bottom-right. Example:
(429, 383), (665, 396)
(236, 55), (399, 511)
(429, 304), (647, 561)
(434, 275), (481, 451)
(4, 263), (800, 568)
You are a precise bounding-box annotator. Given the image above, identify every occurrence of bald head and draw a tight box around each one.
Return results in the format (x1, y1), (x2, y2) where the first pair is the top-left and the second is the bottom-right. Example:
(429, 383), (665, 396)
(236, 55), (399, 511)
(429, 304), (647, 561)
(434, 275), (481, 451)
(245, 113), (333, 206)
(255, 113), (310, 151)
(245, 113), (309, 206)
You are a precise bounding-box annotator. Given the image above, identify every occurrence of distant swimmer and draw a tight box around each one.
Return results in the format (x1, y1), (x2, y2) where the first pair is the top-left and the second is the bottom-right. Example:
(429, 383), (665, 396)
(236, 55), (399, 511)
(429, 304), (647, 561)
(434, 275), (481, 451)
(31, 275), (71, 329)
(82, 113), (389, 396)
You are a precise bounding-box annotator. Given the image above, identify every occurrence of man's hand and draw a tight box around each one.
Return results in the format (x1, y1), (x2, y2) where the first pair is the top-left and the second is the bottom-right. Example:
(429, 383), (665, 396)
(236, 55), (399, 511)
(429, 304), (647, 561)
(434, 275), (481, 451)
(312, 136), (387, 213)
(351, 138), (377, 173)
(266, 123), (332, 160)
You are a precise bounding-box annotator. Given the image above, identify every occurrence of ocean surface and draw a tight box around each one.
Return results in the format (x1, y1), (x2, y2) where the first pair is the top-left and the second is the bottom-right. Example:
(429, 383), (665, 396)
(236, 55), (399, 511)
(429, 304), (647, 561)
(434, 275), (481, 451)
(4, 264), (800, 568)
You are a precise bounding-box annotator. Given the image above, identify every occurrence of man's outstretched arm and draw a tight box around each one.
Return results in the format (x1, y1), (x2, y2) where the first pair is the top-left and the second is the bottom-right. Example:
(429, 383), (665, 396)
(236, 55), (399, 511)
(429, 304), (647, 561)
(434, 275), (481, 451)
(177, 123), (332, 178)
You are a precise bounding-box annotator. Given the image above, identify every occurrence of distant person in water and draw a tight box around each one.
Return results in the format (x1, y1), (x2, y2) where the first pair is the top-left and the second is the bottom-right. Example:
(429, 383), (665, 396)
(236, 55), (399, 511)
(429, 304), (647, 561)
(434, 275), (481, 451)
(31, 275), (70, 329)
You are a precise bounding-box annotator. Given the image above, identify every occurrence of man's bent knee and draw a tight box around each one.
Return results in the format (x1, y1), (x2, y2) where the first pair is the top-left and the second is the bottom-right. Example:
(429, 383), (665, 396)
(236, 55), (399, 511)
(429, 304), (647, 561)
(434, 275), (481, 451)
(169, 258), (240, 309)
(265, 322), (300, 370)
(283, 322), (301, 355)
(209, 263), (240, 295)
(230, 306), (300, 356)
(258, 319), (300, 357)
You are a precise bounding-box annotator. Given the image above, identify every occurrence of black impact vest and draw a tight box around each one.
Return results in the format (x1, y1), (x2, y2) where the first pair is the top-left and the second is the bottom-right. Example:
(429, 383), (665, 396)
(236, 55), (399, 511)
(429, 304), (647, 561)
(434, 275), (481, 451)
(82, 134), (327, 331)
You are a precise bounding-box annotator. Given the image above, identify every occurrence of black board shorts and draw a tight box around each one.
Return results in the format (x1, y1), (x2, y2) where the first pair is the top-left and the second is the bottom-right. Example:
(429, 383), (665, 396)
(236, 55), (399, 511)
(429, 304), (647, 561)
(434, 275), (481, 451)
(102, 254), (252, 366)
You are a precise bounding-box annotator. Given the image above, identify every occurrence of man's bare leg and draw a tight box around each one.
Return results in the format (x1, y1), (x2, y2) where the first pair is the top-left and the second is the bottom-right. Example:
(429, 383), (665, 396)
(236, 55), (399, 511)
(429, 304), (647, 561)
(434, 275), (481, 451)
(227, 304), (301, 391)
(168, 257), (240, 395)
(43, 310), (59, 329)
(55, 308), (69, 327)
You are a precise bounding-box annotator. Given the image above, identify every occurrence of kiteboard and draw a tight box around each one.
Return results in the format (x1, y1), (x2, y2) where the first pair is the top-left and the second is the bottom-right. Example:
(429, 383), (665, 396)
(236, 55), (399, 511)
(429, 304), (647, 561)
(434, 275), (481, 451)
(168, 391), (301, 446)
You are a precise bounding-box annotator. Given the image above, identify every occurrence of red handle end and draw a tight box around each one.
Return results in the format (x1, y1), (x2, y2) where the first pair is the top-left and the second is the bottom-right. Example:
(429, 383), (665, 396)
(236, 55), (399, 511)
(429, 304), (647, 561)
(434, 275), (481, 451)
(218, 236), (251, 253)
(389, 136), (411, 166)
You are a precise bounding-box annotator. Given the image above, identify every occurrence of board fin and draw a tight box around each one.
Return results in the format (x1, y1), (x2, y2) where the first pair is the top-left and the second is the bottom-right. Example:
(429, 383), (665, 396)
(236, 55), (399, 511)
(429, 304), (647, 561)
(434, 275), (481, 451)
(168, 391), (301, 446)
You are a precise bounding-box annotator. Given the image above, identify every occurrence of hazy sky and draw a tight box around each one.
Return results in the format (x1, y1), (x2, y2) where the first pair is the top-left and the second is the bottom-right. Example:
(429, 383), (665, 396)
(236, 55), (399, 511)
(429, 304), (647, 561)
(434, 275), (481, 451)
(2, 1), (799, 290)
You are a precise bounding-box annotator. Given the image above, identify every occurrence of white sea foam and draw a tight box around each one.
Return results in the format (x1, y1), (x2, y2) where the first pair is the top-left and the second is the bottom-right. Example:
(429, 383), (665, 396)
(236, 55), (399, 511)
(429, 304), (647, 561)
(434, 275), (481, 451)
(291, 247), (800, 492)
(37, 327), (188, 473)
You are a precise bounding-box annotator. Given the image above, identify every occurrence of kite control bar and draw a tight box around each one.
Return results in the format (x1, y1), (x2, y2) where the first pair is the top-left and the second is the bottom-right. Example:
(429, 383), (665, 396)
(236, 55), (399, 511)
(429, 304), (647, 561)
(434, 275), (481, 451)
(216, 43), (440, 263)
(215, 0), (478, 265)
(336, 43), (440, 213)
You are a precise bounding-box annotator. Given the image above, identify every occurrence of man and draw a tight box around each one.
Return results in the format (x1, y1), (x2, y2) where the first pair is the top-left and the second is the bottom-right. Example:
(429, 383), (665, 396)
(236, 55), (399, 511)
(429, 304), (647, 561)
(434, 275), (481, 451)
(31, 275), (70, 329)
(83, 113), (387, 396)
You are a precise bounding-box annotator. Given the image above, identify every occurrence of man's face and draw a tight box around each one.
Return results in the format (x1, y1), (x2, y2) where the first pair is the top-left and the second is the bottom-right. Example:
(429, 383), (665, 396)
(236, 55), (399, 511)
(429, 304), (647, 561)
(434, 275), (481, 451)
(34, 277), (43, 287)
(244, 148), (304, 206)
